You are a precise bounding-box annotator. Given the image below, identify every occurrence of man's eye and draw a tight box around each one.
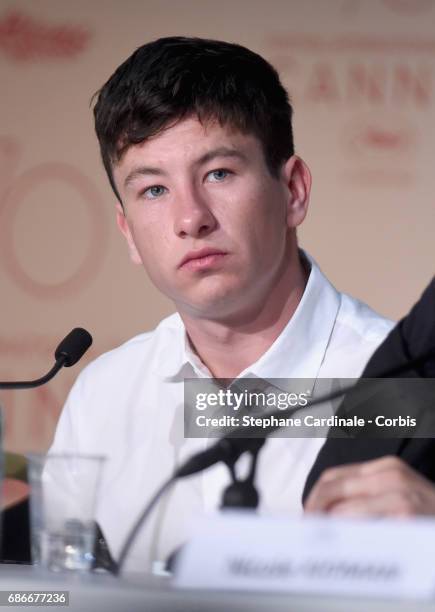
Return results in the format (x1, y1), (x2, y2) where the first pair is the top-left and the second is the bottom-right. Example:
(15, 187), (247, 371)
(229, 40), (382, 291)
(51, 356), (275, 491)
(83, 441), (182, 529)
(142, 185), (167, 199)
(207, 169), (231, 182)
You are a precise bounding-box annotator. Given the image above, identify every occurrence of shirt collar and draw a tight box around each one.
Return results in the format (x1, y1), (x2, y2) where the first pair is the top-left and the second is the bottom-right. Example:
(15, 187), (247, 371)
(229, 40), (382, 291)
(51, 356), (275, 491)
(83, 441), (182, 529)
(162, 251), (341, 386)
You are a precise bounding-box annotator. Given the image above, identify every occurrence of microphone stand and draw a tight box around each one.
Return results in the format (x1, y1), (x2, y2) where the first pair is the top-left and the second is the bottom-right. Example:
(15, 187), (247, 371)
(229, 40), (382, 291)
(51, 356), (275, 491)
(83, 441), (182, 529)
(0, 328), (99, 568)
(0, 358), (66, 390)
(220, 438), (264, 510)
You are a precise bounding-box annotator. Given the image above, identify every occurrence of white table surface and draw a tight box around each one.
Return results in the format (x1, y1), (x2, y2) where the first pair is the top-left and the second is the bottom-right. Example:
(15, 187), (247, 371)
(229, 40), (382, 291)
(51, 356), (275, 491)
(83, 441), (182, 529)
(0, 564), (434, 612)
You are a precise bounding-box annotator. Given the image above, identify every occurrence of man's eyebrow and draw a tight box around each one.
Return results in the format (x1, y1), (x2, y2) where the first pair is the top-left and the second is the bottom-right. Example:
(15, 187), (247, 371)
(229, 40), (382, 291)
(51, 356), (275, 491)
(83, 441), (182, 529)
(123, 147), (247, 189)
(196, 147), (248, 166)
(124, 166), (167, 189)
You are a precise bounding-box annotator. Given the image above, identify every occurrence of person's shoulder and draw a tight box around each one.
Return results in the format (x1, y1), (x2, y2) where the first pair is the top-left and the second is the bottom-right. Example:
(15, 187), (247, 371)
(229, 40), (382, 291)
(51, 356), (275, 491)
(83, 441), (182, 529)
(337, 291), (395, 345)
(305, 252), (394, 344)
(76, 312), (183, 386)
(319, 292), (395, 377)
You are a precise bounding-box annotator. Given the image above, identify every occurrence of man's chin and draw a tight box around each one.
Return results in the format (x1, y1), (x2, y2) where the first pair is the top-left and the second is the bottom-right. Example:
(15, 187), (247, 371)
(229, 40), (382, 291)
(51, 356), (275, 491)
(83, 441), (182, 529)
(174, 287), (246, 322)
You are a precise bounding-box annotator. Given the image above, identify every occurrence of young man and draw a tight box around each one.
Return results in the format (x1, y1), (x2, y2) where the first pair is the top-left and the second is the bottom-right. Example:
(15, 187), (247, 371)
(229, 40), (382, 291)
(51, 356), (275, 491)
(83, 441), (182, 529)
(50, 37), (394, 570)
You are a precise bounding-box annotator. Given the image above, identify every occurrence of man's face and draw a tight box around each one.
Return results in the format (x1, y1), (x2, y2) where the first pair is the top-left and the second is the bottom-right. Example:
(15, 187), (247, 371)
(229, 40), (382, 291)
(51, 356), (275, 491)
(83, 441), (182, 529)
(113, 117), (310, 321)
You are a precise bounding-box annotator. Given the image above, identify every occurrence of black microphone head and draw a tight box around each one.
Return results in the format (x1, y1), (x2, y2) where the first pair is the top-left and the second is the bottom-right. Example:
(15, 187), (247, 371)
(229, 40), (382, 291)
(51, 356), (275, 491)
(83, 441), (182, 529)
(55, 328), (93, 367)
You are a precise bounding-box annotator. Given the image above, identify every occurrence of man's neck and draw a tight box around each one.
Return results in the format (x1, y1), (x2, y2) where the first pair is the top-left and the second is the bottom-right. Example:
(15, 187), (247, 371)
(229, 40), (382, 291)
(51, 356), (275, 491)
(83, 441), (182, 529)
(180, 253), (310, 379)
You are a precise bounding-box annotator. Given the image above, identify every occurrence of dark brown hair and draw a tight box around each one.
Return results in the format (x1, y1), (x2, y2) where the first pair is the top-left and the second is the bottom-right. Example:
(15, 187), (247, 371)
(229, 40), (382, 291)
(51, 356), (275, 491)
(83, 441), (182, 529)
(93, 36), (294, 203)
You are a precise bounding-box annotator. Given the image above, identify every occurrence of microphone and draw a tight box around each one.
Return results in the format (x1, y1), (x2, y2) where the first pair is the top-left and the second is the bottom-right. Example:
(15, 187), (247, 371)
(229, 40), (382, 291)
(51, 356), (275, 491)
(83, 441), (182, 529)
(54, 328), (93, 367)
(0, 328), (92, 389)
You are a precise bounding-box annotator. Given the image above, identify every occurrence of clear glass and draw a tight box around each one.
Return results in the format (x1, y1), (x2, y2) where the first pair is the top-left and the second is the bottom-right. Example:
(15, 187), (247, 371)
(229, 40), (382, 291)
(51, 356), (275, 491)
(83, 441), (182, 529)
(26, 453), (106, 572)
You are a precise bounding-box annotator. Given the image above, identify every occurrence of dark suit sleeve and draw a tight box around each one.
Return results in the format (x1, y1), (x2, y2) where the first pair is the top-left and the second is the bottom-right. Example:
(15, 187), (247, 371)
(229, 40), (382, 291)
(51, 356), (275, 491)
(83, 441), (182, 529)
(363, 278), (435, 379)
(302, 277), (435, 504)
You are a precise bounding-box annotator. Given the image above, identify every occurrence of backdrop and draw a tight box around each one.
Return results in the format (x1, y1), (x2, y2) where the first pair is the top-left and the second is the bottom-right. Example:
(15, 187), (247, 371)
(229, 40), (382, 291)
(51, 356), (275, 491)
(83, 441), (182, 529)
(1, 0), (434, 457)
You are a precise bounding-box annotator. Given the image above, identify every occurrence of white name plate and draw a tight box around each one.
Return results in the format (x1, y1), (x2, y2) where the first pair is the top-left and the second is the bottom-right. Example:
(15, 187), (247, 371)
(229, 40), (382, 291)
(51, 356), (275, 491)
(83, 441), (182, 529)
(174, 512), (435, 599)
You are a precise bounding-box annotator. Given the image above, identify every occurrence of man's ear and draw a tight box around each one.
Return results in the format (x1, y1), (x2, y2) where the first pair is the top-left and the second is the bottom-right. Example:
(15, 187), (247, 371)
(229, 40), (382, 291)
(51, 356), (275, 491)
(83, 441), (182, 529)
(282, 156), (312, 229)
(115, 203), (142, 265)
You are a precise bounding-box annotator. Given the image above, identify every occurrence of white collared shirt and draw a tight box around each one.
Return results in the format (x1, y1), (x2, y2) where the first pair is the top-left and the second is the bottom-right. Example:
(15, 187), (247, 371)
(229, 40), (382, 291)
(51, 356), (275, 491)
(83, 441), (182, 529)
(49, 254), (394, 571)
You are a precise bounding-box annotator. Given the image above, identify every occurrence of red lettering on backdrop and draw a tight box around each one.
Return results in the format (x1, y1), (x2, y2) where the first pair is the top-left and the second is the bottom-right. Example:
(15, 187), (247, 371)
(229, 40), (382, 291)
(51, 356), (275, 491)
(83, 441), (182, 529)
(305, 63), (340, 103)
(343, 114), (415, 158)
(285, 60), (433, 107)
(362, 128), (406, 150)
(268, 34), (435, 109)
(347, 64), (386, 105)
(0, 137), (109, 300)
(266, 33), (433, 187)
(392, 65), (432, 106)
(0, 10), (91, 61)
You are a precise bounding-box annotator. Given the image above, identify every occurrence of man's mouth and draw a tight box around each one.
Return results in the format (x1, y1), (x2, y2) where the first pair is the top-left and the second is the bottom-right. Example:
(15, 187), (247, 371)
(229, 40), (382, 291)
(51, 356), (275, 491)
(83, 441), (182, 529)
(179, 248), (228, 270)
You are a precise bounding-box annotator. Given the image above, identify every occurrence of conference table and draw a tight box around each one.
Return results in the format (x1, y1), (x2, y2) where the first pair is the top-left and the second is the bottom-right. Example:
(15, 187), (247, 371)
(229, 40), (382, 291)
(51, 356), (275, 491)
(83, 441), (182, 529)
(0, 565), (434, 612)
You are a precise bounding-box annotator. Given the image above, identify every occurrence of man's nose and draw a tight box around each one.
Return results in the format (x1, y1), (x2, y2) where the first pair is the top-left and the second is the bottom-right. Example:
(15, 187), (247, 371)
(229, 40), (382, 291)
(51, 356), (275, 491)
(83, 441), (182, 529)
(173, 189), (217, 238)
